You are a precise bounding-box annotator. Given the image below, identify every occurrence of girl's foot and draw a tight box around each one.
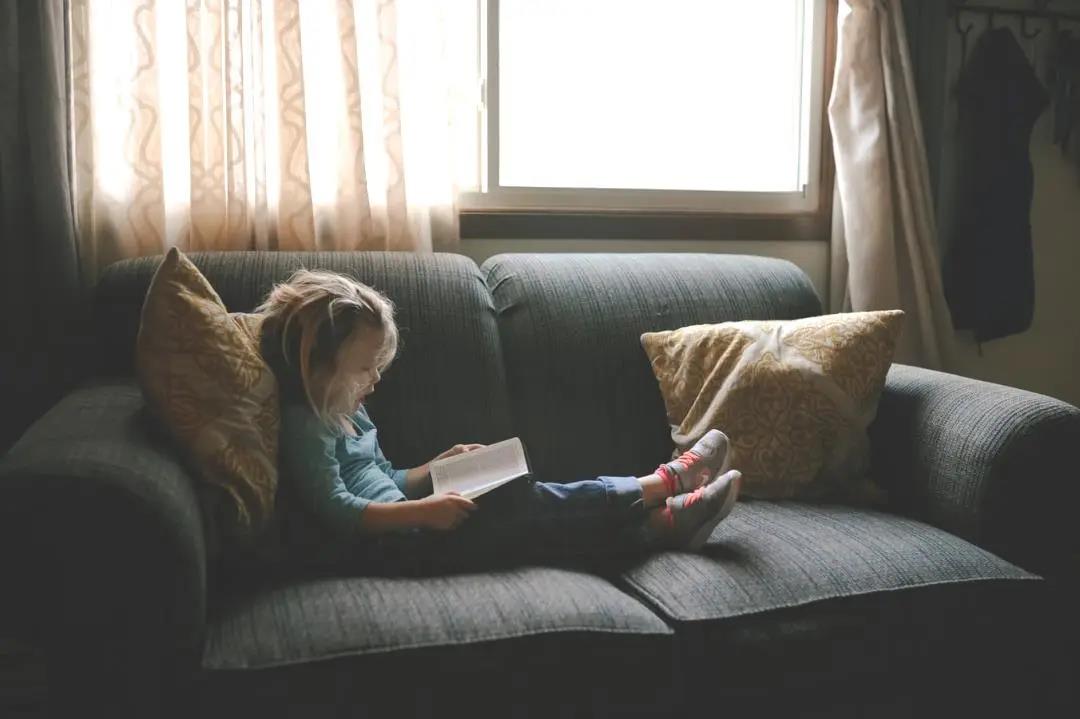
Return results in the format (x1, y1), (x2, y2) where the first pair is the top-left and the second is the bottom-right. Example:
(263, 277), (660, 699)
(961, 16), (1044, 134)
(653, 470), (742, 550)
(655, 430), (731, 497)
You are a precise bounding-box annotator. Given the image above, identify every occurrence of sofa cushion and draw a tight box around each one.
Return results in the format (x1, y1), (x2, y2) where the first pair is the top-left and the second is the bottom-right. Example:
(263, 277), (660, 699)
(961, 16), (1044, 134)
(614, 500), (1044, 698)
(198, 567), (675, 714)
(94, 251), (514, 470)
(203, 566), (670, 670)
(619, 500), (1037, 624)
(481, 253), (822, 484)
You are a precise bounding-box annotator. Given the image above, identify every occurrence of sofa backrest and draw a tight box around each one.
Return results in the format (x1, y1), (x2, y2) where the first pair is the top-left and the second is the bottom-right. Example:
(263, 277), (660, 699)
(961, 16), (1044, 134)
(93, 250), (822, 483)
(481, 253), (822, 483)
(93, 251), (514, 468)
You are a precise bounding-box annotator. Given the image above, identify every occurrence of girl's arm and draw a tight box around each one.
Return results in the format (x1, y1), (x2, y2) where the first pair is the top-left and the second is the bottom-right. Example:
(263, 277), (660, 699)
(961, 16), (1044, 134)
(403, 465), (432, 498)
(281, 407), (377, 537)
(370, 442), (411, 496)
(284, 408), (478, 534)
(357, 501), (420, 532)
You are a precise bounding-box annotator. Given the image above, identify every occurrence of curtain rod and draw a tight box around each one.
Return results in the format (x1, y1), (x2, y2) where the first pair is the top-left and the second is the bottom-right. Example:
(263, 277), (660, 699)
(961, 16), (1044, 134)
(949, 3), (1080, 25)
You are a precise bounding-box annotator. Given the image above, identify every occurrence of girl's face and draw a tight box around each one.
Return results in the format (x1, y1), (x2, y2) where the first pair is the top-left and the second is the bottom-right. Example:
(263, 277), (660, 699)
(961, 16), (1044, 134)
(319, 326), (386, 414)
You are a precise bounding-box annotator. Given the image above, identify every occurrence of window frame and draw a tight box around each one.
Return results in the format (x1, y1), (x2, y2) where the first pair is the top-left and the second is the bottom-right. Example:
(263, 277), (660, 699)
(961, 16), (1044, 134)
(459, 0), (834, 219)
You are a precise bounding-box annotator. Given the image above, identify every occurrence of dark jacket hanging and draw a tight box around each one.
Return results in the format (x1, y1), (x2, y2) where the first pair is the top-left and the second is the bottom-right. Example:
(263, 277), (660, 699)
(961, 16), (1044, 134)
(944, 27), (1049, 343)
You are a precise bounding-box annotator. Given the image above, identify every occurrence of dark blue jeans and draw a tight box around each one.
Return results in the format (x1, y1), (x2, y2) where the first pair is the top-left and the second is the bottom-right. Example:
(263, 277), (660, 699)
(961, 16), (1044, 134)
(348, 476), (651, 575)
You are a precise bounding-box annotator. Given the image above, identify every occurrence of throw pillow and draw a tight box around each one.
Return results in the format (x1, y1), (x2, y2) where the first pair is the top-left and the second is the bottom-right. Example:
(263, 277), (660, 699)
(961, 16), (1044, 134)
(640, 310), (904, 502)
(136, 247), (279, 535)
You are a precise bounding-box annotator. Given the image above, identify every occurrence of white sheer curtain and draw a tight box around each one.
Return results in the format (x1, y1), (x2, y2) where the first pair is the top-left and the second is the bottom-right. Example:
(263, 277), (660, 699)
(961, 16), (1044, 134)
(69, 0), (478, 282)
(828, 0), (957, 369)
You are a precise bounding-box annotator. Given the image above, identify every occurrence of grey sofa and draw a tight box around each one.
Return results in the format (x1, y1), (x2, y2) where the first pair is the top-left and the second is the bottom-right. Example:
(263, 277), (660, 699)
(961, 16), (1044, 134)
(1, 251), (1077, 718)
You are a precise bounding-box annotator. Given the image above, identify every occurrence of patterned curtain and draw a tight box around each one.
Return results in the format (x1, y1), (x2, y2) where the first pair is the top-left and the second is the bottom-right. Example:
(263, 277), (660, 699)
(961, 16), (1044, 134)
(69, 0), (476, 283)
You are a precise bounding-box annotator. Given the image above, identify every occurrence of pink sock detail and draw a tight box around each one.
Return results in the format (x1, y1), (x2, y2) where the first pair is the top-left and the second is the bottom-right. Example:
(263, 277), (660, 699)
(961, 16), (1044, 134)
(655, 464), (677, 496)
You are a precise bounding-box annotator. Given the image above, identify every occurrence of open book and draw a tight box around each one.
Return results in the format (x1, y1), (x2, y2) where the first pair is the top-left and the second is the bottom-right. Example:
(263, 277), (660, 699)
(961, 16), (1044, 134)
(430, 437), (531, 500)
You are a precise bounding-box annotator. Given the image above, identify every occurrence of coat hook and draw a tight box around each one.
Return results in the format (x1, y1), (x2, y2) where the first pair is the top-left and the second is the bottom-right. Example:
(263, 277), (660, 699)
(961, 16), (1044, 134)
(955, 11), (977, 61)
(1021, 14), (1042, 40)
(1019, 13), (1043, 75)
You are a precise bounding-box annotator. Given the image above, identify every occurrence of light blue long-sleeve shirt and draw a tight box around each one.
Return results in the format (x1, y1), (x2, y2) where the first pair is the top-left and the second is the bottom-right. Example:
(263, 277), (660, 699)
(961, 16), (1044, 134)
(279, 403), (408, 536)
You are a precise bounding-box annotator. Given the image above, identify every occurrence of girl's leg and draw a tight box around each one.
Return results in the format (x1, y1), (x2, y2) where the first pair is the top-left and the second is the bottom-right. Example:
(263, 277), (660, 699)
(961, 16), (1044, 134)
(495, 470), (742, 559)
(347, 476), (647, 576)
(438, 474), (655, 568)
(365, 430), (738, 575)
(638, 473), (670, 509)
(368, 469), (742, 576)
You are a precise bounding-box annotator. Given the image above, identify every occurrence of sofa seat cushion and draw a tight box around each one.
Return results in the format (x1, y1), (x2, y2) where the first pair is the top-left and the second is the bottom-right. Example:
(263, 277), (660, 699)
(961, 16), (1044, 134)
(615, 500), (1045, 698)
(199, 567), (674, 714)
(619, 500), (1037, 623)
(203, 565), (671, 670)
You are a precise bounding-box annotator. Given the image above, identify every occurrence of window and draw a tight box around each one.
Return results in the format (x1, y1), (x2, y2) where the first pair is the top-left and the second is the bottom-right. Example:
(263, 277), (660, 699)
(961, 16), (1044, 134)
(460, 0), (830, 215)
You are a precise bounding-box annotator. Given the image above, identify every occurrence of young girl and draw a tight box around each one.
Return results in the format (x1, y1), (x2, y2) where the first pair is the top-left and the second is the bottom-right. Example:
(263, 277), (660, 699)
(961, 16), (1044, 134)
(256, 269), (742, 575)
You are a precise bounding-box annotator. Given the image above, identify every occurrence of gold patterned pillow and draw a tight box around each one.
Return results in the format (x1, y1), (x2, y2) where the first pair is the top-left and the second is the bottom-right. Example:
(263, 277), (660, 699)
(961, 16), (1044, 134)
(136, 247), (278, 535)
(641, 311), (904, 502)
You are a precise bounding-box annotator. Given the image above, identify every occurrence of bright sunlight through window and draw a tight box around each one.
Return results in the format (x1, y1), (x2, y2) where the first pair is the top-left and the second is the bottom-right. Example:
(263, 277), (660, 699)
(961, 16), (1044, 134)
(475, 0), (826, 212)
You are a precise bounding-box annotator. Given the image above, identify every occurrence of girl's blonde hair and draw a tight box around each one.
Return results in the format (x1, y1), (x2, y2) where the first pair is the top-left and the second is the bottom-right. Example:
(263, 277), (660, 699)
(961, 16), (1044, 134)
(255, 269), (398, 431)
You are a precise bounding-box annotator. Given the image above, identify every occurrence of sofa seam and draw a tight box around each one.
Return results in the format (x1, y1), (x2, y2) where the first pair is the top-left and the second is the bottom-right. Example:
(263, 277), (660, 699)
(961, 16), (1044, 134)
(617, 573), (1042, 624)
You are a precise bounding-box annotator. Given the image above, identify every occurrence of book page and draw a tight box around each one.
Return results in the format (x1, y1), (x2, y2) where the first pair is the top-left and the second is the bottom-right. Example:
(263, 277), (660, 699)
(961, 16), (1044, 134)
(430, 438), (529, 499)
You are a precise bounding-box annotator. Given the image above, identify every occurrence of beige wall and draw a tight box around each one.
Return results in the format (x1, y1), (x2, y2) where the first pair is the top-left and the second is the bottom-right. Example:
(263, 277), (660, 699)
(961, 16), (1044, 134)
(460, 238), (830, 307)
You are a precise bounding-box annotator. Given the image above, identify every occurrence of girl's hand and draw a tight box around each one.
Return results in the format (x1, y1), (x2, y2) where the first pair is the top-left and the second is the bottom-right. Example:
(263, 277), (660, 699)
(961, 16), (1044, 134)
(414, 492), (478, 530)
(433, 443), (486, 462)
(407, 444), (486, 500)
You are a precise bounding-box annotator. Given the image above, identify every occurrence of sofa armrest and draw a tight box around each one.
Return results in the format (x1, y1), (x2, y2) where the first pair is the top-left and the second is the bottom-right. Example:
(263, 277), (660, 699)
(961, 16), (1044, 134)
(870, 364), (1080, 579)
(0, 380), (208, 715)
